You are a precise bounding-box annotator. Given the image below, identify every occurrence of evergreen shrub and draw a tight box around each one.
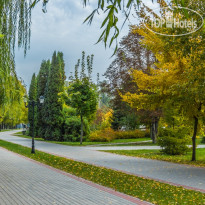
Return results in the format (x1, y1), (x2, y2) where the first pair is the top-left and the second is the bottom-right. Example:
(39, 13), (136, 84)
(63, 116), (89, 142)
(158, 127), (190, 155)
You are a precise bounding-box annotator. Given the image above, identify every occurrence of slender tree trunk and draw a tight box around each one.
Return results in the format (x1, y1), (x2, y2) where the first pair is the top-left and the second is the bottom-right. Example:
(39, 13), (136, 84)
(152, 122), (156, 144)
(150, 123), (152, 140)
(152, 118), (159, 144)
(192, 116), (198, 161)
(155, 119), (158, 139)
(80, 114), (83, 145)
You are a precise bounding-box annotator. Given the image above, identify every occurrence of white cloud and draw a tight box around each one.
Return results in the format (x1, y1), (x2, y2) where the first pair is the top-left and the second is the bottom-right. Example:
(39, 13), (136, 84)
(17, 1), (160, 86)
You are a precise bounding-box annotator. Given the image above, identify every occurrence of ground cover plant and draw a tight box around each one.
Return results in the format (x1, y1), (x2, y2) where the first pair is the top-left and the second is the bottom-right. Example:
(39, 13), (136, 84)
(104, 149), (205, 167)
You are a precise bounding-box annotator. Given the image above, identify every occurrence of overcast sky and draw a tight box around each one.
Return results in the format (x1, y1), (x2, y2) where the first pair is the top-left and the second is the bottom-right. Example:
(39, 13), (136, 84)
(15, 0), (155, 88)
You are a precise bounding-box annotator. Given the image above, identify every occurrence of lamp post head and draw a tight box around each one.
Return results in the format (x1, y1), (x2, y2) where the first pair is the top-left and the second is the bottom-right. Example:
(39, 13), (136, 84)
(39, 96), (45, 104)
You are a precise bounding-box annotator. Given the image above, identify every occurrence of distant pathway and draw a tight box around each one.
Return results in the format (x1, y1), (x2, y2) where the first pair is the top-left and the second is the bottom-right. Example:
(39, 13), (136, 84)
(87, 144), (205, 150)
(0, 147), (149, 205)
(0, 131), (205, 193)
(86, 140), (152, 146)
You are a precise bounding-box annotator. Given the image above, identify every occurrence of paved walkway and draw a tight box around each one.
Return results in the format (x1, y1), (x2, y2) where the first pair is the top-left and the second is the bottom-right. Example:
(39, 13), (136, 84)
(87, 144), (205, 150)
(0, 147), (150, 205)
(86, 140), (152, 146)
(0, 131), (205, 193)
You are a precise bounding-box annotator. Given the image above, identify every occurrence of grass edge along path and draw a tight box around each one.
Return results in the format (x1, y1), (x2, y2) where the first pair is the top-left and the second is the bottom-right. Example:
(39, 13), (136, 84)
(103, 149), (205, 168)
(13, 132), (152, 146)
(0, 140), (204, 205)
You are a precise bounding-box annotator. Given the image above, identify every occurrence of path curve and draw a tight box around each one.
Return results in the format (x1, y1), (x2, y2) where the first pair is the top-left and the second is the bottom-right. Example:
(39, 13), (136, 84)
(0, 131), (204, 193)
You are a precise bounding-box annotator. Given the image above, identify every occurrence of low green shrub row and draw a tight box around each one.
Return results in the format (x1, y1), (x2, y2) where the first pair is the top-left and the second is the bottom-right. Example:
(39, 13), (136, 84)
(89, 128), (115, 142)
(89, 128), (150, 142)
(115, 129), (150, 139)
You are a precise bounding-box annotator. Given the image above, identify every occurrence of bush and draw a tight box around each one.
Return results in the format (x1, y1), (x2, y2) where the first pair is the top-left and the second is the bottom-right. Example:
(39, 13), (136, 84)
(89, 129), (150, 142)
(144, 129), (150, 138)
(25, 129), (30, 136)
(63, 116), (90, 142)
(114, 130), (149, 139)
(158, 127), (190, 155)
(89, 128), (115, 142)
(201, 137), (205, 144)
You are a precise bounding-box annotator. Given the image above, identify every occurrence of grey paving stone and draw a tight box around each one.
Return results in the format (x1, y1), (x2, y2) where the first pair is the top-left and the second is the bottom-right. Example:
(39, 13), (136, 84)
(0, 148), (146, 205)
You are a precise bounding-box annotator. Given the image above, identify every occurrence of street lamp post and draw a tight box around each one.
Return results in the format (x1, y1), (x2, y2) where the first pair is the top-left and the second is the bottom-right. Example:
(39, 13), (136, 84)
(23, 95), (45, 154)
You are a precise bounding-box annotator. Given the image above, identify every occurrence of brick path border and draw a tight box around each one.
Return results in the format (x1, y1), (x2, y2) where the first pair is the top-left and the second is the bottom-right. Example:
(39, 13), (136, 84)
(0, 147), (152, 205)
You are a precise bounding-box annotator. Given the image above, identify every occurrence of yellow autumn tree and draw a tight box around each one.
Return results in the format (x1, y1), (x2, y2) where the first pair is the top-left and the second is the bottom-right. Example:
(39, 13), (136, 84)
(122, 1), (205, 161)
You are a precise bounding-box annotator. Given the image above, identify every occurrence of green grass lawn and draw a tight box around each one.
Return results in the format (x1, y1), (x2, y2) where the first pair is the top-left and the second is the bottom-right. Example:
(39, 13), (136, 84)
(12, 131), (205, 148)
(13, 132), (152, 146)
(0, 129), (18, 132)
(104, 148), (205, 167)
(0, 129), (10, 132)
(0, 139), (204, 205)
(196, 137), (204, 145)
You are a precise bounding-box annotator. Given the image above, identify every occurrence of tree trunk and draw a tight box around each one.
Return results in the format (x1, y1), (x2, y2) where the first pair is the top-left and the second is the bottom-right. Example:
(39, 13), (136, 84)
(80, 114), (83, 145)
(192, 116), (198, 161)
(151, 118), (159, 144)
(150, 123), (152, 140)
(154, 119), (158, 139)
(151, 122), (156, 144)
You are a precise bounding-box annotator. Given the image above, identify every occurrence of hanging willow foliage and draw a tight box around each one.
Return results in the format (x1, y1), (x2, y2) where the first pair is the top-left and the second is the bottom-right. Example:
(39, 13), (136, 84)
(0, 0), (34, 120)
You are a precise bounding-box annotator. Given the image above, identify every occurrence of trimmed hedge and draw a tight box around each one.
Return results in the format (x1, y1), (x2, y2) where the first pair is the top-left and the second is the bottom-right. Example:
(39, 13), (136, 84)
(89, 128), (115, 142)
(115, 130), (149, 139)
(89, 129), (150, 142)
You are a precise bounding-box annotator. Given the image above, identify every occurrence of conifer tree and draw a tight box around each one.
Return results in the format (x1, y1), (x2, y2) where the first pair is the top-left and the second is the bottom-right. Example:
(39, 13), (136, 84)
(28, 73), (37, 136)
(36, 60), (50, 137)
(44, 51), (65, 141)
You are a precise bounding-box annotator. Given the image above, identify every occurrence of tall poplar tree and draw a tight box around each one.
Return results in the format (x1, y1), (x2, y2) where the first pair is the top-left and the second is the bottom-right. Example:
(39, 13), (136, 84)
(36, 60), (50, 137)
(44, 51), (65, 141)
(28, 73), (37, 136)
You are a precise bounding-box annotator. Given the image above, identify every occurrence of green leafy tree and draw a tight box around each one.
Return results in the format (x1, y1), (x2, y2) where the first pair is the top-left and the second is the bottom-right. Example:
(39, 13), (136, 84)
(0, 1), (43, 125)
(82, 0), (185, 52)
(66, 52), (98, 144)
(0, 1), (32, 111)
(62, 105), (90, 142)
